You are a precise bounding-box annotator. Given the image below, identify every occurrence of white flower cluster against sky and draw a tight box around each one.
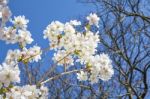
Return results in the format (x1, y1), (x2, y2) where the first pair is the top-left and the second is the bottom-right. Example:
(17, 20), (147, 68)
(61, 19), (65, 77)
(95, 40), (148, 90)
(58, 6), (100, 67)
(0, 0), (114, 98)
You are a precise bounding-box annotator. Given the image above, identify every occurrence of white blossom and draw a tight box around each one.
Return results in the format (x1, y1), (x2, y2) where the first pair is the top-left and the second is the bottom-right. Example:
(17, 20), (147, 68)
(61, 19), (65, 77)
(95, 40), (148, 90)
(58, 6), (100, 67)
(87, 13), (100, 27)
(43, 21), (64, 50)
(28, 45), (42, 62)
(89, 54), (114, 83)
(11, 15), (29, 29)
(64, 23), (75, 34)
(20, 45), (42, 62)
(77, 71), (88, 81)
(76, 53), (114, 83)
(98, 65), (114, 81)
(5, 49), (21, 65)
(43, 21), (64, 40)
(0, 63), (20, 87)
(53, 50), (74, 66)
(0, 27), (17, 44)
(17, 29), (33, 46)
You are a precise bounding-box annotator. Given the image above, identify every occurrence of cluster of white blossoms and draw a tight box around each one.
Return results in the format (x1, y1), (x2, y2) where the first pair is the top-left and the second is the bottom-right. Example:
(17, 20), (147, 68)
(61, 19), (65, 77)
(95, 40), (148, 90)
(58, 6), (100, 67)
(0, 16), (33, 46)
(0, 0), (32, 45)
(20, 45), (42, 63)
(0, 49), (20, 87)
(0, 63), (20, 87)
(0, 2), (33, 46)
(2, 85), (48, 99)
(0, 46), (45, 98)
(5, 46), (42, 64)
(4, 46), (42, 66)
(0, 0), (114, 98)
(44, 13), (114, 84)
(77, 54), (114, 84)
(0, 44), (42, 88)
(0, 1), (49, 98)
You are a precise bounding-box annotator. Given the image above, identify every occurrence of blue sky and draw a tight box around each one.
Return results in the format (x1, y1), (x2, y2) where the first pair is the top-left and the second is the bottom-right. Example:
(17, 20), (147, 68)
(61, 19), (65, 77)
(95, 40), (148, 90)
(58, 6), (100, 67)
(0, 0), (96, 62)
